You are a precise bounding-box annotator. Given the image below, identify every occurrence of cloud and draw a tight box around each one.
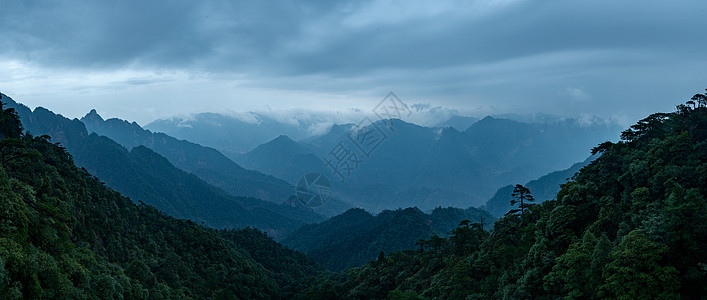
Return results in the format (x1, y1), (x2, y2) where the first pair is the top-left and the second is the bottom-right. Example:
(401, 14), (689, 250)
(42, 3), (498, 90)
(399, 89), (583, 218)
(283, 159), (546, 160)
(1, 0), (706, 126)
(4, 0), (704, 74)
(563, 87), (591, 102)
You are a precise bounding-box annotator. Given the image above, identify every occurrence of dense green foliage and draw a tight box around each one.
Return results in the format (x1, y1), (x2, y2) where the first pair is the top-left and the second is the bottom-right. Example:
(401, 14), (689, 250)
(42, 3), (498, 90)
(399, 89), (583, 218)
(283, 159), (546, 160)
(283, 207), (494, 271)
(2, 95), (324, 238)
(0, 100), (323, 298)
(297, 101), (707, 299)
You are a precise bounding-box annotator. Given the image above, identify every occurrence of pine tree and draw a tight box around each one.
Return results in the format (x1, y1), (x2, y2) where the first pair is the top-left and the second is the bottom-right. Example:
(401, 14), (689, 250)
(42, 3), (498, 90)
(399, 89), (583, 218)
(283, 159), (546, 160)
(508, 184), (535, 220)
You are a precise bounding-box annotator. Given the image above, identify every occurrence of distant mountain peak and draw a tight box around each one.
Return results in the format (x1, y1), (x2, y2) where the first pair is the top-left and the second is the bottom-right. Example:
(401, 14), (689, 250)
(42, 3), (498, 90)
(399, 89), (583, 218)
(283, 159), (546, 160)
(249, 134), (312, 155)
(83, 109), (104, 122)
(366, 118), (424, 132)
(469, 115), (520, 128)
(273, 134), (294, 142)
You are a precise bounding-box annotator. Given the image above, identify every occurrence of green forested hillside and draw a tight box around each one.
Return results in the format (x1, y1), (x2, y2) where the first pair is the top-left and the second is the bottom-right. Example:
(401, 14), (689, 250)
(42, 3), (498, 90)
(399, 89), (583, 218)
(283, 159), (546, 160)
(282, 207), (494, 271)
(0, 101), (323, 298)
(297, 98), (707, 299)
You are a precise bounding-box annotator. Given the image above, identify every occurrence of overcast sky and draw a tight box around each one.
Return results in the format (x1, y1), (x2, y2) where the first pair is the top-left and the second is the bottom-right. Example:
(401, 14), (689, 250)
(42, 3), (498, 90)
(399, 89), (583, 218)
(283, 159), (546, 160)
(1, 0), (706, 126)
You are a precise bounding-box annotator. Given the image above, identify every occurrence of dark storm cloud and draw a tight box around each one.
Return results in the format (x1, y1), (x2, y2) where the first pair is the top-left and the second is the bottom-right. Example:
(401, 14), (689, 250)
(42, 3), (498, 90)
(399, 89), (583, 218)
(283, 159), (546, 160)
(2, 0), (704, 74)
(1, 0), (706, 125)
(0, 0), (208, 68)
(284, 0), (707, 75)
(0, 0), (350, 71)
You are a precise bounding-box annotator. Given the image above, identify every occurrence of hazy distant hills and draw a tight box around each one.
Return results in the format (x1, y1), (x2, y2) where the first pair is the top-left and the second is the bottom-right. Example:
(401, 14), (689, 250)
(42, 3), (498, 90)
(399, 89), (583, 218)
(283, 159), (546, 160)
(80, 112), (352, 217)
(81, 109), (295, 203)
(489, 112), (569, 124)
(483, 156), (596, 218)
(282, 206), (494, 271)
(237, 135), (326, 184)
(1, 94), (324, 238)
(145, 112), (316, 159)
(236, 117), (620, 212)
(432, 115), (478, 131)
(13, 94), (621, 217)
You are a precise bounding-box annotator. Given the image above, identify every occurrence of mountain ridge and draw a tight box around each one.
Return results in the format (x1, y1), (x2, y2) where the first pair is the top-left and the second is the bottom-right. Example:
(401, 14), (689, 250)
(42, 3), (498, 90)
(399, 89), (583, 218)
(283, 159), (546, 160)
(1, 94), (323, 238)
(80, 109), (296, 204)
(238, 116), (620, 212)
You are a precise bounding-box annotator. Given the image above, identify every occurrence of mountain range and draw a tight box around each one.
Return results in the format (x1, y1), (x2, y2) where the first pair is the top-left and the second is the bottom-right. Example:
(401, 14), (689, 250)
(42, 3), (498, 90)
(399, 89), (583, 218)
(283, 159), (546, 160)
(1, 91), (622, 227)
(80, 109), (296, 203)
(145, 112), (317, 159)
(1, 94), (324, 238)
(236, 117), (621, 212)
(79, 109), (352, 217)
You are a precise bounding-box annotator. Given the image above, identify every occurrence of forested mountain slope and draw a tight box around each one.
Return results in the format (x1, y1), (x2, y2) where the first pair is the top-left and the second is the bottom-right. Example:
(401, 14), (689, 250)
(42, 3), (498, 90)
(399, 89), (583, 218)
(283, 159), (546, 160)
(282, 207), (494, 271)
(297, 97), (707, 299)
(1, 94), (323, 238)
(0, 101), (323, 298)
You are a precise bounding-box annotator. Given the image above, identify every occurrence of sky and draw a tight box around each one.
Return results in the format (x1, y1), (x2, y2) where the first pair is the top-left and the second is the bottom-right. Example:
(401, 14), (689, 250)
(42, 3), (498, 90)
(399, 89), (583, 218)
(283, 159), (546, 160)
(1, 0), (706, 127)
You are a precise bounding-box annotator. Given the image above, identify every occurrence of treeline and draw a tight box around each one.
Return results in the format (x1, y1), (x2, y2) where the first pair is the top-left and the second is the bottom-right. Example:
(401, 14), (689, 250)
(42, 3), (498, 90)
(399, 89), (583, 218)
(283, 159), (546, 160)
(297, 92), (707, 299)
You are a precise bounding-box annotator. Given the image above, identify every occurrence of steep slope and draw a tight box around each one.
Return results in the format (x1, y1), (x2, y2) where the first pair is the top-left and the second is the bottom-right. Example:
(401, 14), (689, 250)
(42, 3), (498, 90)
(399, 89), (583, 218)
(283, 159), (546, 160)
(0, 101), (322, 298)
(298, 98), (707, 299)
(483, 156), (595, 217)
(1, 94), (323, 238)
(282, 206), (494, 271)
(80, 109), (297, 203)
